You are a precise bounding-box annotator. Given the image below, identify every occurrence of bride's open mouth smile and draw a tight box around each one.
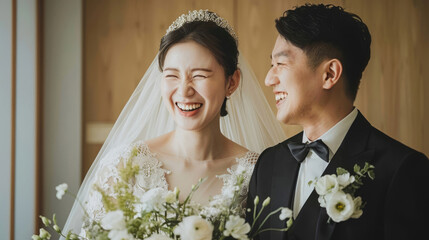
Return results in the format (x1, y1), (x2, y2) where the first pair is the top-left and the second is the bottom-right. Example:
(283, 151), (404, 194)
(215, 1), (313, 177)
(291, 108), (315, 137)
(176, 102), (203, 116)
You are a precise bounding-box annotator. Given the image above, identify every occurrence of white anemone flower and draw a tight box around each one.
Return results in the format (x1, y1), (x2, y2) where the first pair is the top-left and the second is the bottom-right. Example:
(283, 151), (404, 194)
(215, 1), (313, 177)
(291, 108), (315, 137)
(223, 215), (251, 240)
(174, 216), (213, 240)
(326, 191), (355, 222)
(55, 183), (68, 200)
(337, 172), (355, 188)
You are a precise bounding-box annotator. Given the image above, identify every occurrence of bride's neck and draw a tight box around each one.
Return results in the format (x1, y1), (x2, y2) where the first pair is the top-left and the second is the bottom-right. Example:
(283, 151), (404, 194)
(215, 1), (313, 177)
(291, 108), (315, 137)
(170, 124), (226, 162)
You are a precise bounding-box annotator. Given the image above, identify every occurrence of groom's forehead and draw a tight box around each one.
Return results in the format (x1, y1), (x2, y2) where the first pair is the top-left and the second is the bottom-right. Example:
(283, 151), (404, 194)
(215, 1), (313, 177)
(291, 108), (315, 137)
(271, 38), (301, 60)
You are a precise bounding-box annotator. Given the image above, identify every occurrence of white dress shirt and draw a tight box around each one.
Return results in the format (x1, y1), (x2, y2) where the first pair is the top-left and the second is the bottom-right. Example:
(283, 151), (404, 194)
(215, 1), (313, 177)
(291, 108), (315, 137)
(292, 108), (358, 218)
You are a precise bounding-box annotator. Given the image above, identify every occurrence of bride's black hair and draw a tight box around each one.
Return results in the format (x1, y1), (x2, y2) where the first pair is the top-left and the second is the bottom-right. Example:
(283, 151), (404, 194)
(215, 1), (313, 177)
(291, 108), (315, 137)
(158, 20), (239, 117)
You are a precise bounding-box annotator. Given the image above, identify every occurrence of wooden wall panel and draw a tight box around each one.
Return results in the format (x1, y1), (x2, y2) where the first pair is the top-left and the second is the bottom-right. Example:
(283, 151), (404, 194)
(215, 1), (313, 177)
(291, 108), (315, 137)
(83, 0), (429, 177)
(345, 0), (429, 154)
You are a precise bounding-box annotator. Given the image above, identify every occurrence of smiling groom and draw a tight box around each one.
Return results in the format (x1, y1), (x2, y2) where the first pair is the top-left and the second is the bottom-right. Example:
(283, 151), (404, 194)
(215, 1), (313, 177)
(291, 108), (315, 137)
(246, 4), (429, 240)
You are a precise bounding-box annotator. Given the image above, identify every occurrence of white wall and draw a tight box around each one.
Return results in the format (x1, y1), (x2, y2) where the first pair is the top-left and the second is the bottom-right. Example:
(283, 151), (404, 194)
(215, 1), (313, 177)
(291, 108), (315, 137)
(42, 0), (82, 229)
(0, 0), (13, 238)
(0, 0), (82, 238)
(15, 0), (37, 238)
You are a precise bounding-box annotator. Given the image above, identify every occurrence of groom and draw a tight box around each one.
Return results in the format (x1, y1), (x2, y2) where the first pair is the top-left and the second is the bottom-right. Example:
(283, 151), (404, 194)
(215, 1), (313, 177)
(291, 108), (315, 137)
(246, 4), (429, 240)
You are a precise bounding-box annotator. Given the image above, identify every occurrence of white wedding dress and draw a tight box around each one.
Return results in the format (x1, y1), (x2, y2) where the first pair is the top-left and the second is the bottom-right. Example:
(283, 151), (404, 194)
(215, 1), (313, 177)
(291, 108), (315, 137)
(62, 52), (286, 238)
(84, 140), (259, 224)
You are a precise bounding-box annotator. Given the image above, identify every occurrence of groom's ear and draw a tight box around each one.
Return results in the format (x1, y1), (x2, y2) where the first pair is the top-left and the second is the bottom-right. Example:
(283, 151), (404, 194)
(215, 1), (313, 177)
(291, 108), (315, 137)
(322, 59), (342, 90)
(226, 69), (241, 96)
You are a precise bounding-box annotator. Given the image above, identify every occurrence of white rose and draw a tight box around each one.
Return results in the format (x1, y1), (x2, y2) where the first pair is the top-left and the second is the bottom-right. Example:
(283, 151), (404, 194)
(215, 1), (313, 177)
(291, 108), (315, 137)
(337, 173), (355, 188)
(138, 188), (166, 212)
(101, 210), (126, 230)
(146, 233), (174, 240)
(55, 183), (68, 200)
(315, 175), (339, 196)
(223, 215), (250, 240)
(279, 208), (293, 221)
(351, 196), (363, 219)
(174, 216), (213, 240)
(108, 229), (134, 240)
(326, 191), (355, 222)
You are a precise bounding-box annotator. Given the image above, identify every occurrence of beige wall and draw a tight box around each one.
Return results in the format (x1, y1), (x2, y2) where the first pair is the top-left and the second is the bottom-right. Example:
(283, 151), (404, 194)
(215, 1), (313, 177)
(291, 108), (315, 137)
(82, 0), (429, 176)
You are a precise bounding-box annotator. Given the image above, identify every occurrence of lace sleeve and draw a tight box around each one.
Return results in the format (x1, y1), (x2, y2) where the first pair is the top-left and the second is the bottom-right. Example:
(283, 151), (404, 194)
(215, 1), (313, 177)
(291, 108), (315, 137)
(83, 141), (170, 222)
(83, 144), (132, 222)
(205, 151), (260, 217)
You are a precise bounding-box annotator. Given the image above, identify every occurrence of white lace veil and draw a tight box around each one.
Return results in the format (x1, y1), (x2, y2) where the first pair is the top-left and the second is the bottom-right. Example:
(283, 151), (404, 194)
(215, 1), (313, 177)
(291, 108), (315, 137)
(61, 11), (286, 237)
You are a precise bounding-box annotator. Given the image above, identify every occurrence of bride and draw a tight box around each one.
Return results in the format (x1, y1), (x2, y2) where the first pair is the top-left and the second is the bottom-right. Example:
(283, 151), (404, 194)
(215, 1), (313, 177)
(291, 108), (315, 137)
(62, 10), (285, 236)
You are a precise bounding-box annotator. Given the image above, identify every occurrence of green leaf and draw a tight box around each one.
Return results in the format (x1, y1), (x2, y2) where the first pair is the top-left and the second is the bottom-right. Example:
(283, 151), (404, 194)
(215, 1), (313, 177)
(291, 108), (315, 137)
(336, 167), (348, 175)
(353, 164), (361, 173)
(368, 170), (375, 180)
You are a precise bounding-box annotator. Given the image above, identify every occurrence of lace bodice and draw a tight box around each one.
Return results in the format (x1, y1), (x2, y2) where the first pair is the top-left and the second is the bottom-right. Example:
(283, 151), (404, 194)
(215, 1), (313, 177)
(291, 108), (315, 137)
(84, 140), (259, 222)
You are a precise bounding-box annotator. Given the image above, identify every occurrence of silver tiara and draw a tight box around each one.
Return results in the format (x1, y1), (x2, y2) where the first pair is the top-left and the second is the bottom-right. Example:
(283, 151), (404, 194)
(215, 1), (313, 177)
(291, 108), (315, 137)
(166, 9), (238, 41)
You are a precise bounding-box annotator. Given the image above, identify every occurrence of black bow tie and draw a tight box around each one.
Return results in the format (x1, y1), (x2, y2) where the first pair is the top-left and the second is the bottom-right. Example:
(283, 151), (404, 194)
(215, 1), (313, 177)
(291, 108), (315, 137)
(287, 139), (329, 163)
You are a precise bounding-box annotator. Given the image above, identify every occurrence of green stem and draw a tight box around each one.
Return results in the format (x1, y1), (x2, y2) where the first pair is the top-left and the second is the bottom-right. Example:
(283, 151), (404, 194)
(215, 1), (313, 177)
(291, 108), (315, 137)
(251, 203), (267, 229)
(254, 227), (290, 235)
(253, 207), (283, 235)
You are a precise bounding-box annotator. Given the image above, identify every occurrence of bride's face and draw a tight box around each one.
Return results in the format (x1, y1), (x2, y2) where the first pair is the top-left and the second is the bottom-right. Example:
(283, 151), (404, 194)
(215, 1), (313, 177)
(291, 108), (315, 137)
(161, 40), (229, 131)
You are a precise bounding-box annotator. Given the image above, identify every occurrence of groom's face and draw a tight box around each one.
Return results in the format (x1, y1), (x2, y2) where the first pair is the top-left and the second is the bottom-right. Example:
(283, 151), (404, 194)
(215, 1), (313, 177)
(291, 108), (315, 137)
(266, 35), (324, 125)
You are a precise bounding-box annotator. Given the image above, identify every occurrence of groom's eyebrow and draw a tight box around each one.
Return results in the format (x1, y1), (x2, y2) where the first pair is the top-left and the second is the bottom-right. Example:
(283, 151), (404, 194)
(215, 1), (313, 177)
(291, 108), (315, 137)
(272, 51), (291, 59)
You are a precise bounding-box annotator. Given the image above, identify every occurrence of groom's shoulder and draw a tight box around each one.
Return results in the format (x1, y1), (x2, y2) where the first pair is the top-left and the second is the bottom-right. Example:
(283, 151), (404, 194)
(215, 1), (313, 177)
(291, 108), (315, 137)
(356, 111), (427, 160)
(259, 131), (302, 159)
(369, 125), (427, 160)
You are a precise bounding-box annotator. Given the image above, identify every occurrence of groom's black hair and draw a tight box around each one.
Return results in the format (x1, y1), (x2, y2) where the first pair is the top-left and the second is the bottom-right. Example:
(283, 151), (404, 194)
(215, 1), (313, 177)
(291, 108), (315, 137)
(275, 4), (371, 101)
(158, 19), (239, 117)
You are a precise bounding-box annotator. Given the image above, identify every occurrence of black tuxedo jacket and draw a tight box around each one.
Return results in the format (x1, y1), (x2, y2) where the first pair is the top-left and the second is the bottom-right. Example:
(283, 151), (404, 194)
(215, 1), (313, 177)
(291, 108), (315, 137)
(246, 112), (429, 240)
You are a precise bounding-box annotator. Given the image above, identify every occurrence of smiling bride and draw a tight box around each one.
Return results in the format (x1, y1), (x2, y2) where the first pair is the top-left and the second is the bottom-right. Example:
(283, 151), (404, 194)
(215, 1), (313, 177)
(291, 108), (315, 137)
(61, 10), (285, 237)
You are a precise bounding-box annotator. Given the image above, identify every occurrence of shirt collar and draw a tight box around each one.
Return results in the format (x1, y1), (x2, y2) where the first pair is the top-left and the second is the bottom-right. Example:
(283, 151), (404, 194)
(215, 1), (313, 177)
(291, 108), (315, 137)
(303, 108), (358, 160)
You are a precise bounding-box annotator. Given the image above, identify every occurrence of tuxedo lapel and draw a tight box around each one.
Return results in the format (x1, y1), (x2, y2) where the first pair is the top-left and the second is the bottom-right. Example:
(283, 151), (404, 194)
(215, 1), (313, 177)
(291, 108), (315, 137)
(270, 133), (302, 240)
(288, 112), (375, 240)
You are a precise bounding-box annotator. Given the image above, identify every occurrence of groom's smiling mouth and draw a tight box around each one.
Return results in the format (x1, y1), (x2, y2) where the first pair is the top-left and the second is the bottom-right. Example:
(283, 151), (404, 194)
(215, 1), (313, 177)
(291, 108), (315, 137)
(275, 92), (287, 106)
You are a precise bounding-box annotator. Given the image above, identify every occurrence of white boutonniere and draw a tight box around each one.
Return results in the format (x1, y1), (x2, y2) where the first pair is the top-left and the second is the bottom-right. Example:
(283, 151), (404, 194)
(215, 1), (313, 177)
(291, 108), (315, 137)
(309, 162), (375, 223)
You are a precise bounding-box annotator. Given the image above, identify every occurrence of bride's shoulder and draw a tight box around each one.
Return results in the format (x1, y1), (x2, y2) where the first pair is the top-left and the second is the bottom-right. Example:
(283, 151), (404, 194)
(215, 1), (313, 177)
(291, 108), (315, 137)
(98, 140), (155, 167)
(225, 139), (259, 165)
(240, 150), (260, 165)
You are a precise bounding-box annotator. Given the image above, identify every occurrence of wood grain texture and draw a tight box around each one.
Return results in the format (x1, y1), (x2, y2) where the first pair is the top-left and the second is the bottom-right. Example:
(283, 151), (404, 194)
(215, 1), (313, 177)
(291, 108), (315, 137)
(82, 0), (429, 176)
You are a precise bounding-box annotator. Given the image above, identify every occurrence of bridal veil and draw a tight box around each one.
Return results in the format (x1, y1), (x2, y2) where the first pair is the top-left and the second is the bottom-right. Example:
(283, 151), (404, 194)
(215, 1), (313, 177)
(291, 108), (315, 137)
(62, 13), (286, 237)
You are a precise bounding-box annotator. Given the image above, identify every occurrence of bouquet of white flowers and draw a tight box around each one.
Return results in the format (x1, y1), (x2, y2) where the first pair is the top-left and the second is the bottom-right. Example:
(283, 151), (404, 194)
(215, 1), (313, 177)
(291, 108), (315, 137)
(34, 150), (293, 240)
